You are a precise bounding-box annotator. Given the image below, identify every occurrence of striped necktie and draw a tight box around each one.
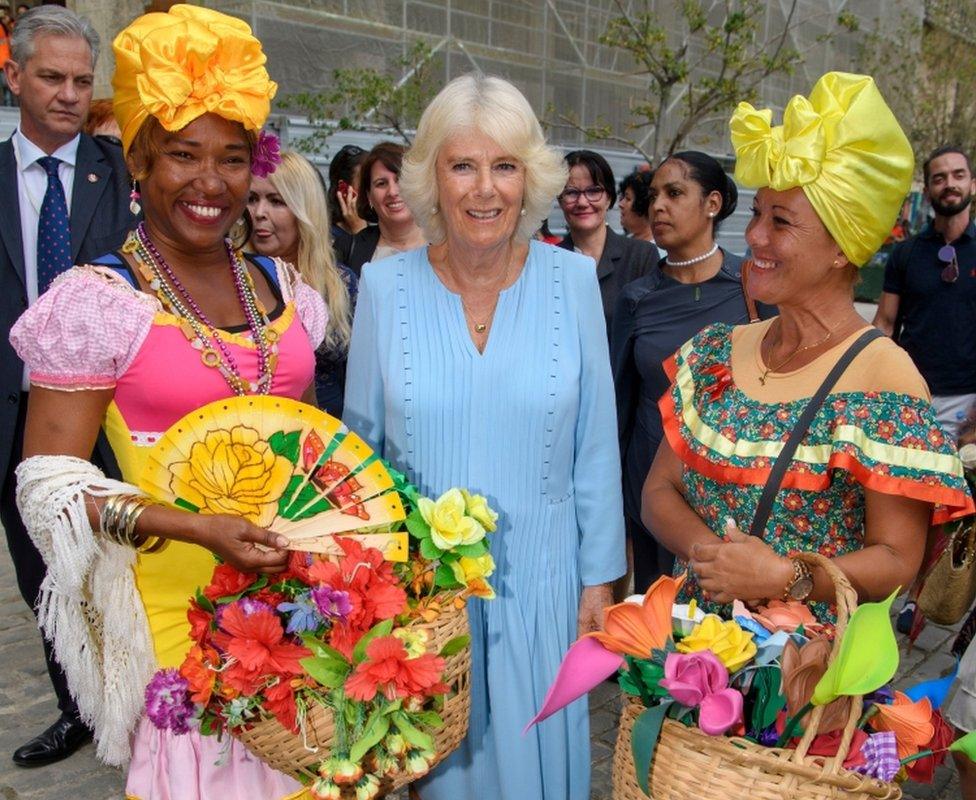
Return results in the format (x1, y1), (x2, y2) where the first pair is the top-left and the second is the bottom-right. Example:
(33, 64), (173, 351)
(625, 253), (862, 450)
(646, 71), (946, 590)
(36, 155), (72, 295)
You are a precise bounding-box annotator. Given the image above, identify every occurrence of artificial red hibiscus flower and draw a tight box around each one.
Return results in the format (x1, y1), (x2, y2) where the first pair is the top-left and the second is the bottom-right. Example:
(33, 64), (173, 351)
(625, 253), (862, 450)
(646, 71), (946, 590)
(213, 603), (311, 680)
(309, 539), (407, 658)
(264, 679), (299, 733)
(345, 636), (447, 702)
(187, 598), (212, 643)
(203, 564), (257, 601)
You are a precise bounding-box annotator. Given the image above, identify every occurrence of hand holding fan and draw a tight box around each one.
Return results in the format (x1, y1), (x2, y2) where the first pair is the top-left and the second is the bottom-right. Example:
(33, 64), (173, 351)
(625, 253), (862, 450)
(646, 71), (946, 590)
(138, 396), (407, 559)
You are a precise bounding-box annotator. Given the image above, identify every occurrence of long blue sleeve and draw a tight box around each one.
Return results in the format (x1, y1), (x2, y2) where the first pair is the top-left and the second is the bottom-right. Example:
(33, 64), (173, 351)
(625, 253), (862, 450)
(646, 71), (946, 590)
(341, 263), (385, 450)
(572, 264), (627, 586)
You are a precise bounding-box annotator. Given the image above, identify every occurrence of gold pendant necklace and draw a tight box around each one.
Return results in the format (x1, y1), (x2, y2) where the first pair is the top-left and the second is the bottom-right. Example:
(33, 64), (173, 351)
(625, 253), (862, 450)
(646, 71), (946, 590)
(758, 324), (834, 385)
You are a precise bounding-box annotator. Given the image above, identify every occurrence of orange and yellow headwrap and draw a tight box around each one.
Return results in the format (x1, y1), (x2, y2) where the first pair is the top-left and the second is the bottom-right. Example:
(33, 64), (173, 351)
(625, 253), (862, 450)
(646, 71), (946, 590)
(730, 72), (913, 267)
(112, 4), (277, 154)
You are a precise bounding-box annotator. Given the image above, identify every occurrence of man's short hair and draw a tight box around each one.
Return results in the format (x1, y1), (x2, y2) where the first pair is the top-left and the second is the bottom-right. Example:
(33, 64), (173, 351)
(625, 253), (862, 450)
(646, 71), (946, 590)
(923, 146), (973, 185)
(9, 5), (99, 68)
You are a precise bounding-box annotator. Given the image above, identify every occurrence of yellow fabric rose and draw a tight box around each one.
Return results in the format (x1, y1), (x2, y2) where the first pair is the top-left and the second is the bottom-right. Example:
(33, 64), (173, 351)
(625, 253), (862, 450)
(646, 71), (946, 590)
(417, 489), (486, 551)
(460, 489), (498, 532)
(168, 425), (292, 528)
(450, 554), (496, 599)
(677, 614), (757, 673)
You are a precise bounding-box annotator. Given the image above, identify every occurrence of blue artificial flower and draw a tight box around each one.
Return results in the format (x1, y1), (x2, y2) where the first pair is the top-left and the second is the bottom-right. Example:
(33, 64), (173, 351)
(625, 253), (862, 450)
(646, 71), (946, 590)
(277, 591), (324, 634)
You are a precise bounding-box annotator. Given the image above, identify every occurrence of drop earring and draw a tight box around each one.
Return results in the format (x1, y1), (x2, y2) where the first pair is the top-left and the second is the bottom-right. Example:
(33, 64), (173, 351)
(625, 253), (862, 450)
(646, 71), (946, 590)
(129, 179), (141, 216)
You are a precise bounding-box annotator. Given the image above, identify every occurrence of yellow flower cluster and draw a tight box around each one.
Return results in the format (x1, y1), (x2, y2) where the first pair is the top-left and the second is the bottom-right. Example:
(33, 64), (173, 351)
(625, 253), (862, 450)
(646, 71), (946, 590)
(417, 488), (490, 551)
(677, 615), (757, 672)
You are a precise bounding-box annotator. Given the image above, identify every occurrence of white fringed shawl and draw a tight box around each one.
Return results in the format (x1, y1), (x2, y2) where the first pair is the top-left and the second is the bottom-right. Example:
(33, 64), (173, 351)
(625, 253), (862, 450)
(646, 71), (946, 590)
(16, 455), (156, 767)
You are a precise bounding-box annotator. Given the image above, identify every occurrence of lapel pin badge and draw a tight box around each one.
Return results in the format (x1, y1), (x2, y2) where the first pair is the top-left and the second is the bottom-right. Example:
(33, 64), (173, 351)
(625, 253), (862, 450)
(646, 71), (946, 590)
(87, 173), (99, 183)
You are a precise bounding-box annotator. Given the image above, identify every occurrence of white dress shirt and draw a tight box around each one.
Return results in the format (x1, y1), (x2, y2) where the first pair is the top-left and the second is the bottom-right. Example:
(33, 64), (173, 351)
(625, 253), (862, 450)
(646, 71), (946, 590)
(13, 128), (80, 389)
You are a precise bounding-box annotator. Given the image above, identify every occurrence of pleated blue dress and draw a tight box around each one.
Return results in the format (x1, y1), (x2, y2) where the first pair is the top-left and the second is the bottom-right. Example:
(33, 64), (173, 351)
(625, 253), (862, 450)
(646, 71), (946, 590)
(343, 240), (626, 800)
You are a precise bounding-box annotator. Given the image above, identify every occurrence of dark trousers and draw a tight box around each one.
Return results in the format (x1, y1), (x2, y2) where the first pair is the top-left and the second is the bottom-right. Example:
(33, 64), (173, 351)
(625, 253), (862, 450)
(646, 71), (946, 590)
(628, 514), (676, 595)
(1, 393), (79, 720)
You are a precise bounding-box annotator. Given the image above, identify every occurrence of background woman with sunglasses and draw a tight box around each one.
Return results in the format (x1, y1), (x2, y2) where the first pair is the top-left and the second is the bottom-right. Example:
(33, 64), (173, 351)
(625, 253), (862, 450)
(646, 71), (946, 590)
(557, 150), (657, 333)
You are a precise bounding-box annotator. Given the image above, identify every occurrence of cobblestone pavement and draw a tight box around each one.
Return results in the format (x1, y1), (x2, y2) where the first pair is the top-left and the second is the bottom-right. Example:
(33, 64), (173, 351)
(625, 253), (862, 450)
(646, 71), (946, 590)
(0, 537), (964, 799)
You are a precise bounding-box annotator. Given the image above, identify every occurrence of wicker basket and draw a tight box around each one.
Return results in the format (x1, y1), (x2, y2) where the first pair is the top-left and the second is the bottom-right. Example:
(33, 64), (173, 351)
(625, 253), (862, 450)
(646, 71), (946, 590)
(611, 553), (903, 800)
(235, 602), (471, 790)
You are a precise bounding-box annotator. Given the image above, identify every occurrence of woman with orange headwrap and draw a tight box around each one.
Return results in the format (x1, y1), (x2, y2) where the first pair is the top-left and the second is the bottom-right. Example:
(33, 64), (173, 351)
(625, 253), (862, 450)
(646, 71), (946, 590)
(642, 73), (973, 624)
(9, 6), (323, 798)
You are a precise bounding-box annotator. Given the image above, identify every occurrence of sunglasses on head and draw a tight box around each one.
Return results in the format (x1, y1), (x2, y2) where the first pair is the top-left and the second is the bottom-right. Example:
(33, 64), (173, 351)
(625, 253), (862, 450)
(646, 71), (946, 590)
(938, 244), (959, 283)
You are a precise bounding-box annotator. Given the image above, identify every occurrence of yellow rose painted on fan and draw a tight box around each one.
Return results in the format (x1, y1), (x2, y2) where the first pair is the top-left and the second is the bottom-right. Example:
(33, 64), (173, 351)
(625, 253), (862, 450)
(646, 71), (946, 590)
(417, 488), (486, 551)
(168, 425), (292, 527)
(460, 489), (498, 532)
(450, 553), (496, 599)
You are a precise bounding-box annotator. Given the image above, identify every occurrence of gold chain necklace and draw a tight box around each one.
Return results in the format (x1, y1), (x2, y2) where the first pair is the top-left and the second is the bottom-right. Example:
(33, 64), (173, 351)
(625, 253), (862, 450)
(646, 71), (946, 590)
(451, 257), (513, 337)
(758, 323), (834, 386)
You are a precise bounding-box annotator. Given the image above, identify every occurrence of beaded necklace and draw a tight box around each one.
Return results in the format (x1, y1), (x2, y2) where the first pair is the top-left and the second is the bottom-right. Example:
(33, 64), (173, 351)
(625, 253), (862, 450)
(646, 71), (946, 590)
(123, 224), (279, 395)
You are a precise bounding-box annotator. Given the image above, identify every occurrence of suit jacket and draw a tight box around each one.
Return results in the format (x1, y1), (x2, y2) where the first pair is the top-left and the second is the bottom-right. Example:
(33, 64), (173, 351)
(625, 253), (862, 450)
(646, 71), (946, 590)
(0, 132), (135, 480)
(559, 226), (658, 333)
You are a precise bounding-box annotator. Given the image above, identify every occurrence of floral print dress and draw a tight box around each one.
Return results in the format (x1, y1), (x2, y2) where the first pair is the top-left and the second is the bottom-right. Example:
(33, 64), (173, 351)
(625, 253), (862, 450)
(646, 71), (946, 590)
(659, 321), (974, 621)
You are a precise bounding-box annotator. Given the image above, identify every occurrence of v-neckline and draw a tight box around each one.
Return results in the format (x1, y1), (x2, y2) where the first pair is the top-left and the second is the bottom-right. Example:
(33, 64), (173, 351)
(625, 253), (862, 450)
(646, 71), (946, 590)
(424, 246), (531, 359)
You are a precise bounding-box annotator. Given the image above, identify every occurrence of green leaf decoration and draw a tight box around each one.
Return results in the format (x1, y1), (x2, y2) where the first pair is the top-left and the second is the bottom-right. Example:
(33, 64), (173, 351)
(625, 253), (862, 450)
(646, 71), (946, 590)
(215, 574), (268, 604)
(349, 711), (391, 763)
(420, 536), (444, 560)
(631, 701), (672, 796)
(353, 618), (394, 664)
(405, 510), (432, 540)
(392, 711), (435, 751)
(175, 497), (200, 513)
(194, 588), (215, 613)
(949, 729), (976, 760)
(412, 710), (443, 728)
(438, 635), (471, 658)
(451, 542), (488, 558)
(433, 563), (463, 589)
(300, 634), (349, 666)
(300, 655), (349, 688)
(750, 666), (786, 731)
(811, 590), (898, 707)
(268, 429), (301, 464)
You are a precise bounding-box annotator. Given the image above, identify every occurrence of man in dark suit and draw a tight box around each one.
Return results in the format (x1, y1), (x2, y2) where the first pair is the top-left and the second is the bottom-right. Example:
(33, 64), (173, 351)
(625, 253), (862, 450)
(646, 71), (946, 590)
(1, 5), (133, 766)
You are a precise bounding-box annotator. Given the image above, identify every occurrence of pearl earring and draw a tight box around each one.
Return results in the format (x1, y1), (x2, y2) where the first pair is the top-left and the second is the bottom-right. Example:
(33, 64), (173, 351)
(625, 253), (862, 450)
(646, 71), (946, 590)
(707, 211), (715, 218)
(520, 208), (527, 217)
(431, 207), (438, 215)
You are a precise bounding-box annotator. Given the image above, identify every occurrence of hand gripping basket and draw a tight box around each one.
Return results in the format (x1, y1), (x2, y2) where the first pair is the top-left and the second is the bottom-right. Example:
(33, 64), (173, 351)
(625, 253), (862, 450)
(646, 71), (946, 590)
(611, 553), (902, 800)
(235, 602), (471, 791)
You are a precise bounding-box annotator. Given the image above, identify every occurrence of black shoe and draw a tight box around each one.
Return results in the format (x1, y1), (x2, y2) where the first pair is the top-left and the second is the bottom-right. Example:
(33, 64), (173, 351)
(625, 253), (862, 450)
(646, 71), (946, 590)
(896, 601), (917, 635)
(12, 714), (93, 767)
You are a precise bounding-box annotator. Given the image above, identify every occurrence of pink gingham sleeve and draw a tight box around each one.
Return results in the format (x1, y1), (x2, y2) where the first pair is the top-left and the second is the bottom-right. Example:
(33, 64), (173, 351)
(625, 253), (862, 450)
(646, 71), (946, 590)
(9, 266), (156, 391)
(275, 258), (327, 349)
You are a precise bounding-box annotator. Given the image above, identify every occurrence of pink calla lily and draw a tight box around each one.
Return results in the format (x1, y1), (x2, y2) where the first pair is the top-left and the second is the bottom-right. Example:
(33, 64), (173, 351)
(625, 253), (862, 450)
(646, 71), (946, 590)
(699, 689), (744, 736)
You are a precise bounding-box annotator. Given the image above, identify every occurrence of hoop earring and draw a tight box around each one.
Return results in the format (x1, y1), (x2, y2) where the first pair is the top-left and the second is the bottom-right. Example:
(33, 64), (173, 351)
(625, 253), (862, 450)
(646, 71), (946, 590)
(129, 179), (141, 216)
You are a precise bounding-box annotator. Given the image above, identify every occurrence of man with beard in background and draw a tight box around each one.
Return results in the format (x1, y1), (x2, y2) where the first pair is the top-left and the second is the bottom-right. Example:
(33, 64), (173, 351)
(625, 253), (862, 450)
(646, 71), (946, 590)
(874, 146), (976, 440)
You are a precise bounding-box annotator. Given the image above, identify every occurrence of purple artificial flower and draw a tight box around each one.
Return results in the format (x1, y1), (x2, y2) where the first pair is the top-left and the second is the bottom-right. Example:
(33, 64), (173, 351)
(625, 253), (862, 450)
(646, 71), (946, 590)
(277, 591), (324, 634)
(311, 585), (352, 622)
(251, 131), (282, 178)
(145, 668), (195, 734)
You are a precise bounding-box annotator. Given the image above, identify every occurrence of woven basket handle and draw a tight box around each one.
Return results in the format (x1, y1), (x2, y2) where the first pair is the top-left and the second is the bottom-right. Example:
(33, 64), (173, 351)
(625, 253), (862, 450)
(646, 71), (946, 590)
(788, 553), (861, 769)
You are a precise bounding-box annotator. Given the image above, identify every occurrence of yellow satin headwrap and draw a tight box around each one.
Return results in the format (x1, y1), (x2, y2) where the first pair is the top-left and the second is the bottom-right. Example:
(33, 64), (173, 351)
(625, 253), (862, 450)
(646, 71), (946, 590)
(112, 4), (277, 154)
(730, 72), (914, 267)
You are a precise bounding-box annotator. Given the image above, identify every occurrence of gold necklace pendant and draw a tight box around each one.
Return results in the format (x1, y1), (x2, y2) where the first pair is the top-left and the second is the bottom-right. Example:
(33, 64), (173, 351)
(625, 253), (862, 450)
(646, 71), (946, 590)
(474, 322), (488, 334)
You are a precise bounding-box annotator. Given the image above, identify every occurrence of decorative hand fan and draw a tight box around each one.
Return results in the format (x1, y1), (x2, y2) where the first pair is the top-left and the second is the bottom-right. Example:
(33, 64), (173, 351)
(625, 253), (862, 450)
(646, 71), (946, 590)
(138, 396), (407, 560)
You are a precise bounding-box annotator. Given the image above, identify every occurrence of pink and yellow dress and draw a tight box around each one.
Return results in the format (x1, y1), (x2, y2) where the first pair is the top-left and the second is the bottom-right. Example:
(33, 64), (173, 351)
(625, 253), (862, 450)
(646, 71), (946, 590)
(11, 256), (325, 800)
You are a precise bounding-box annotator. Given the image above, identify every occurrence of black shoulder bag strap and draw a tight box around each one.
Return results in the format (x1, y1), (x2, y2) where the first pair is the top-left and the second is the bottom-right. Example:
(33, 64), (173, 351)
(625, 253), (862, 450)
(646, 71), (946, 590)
(749, 327), (885, 537)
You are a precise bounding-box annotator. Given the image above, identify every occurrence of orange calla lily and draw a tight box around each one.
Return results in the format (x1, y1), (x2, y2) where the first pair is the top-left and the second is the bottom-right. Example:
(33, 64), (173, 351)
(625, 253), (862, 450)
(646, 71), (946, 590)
(584, 573), (686, 658)
(871, 691), (935, 760)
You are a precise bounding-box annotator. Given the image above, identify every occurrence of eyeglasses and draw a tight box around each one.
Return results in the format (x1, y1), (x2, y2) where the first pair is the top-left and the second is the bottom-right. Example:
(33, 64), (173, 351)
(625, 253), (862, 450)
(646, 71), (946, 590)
(938, 244), (959, 283)
(558, 185), (606, 205)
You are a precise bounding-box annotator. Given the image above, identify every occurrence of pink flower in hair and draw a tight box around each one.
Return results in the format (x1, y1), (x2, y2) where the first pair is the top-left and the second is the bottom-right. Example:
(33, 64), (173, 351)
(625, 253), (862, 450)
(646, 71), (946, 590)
(252, 131), (282, 178)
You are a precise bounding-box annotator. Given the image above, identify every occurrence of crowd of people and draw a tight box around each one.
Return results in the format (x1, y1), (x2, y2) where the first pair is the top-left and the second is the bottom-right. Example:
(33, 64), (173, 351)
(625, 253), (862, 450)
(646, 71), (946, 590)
(1, 4), (975, 800)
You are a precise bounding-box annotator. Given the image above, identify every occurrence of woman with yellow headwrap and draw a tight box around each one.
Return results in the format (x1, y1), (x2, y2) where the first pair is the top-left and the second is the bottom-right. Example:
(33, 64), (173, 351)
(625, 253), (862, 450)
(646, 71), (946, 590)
(642, 72), (973, 623)
(9, 5), (323, 798)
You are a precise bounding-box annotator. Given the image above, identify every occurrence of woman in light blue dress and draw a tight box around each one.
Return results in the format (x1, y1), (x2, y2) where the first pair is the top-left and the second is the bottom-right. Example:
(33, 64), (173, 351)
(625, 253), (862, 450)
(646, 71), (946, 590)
(343, 74), (626, 800)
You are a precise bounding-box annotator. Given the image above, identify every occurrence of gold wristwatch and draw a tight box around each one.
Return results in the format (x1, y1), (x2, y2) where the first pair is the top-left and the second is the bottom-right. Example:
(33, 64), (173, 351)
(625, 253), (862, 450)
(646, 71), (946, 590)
(783, 558), (814, 602)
